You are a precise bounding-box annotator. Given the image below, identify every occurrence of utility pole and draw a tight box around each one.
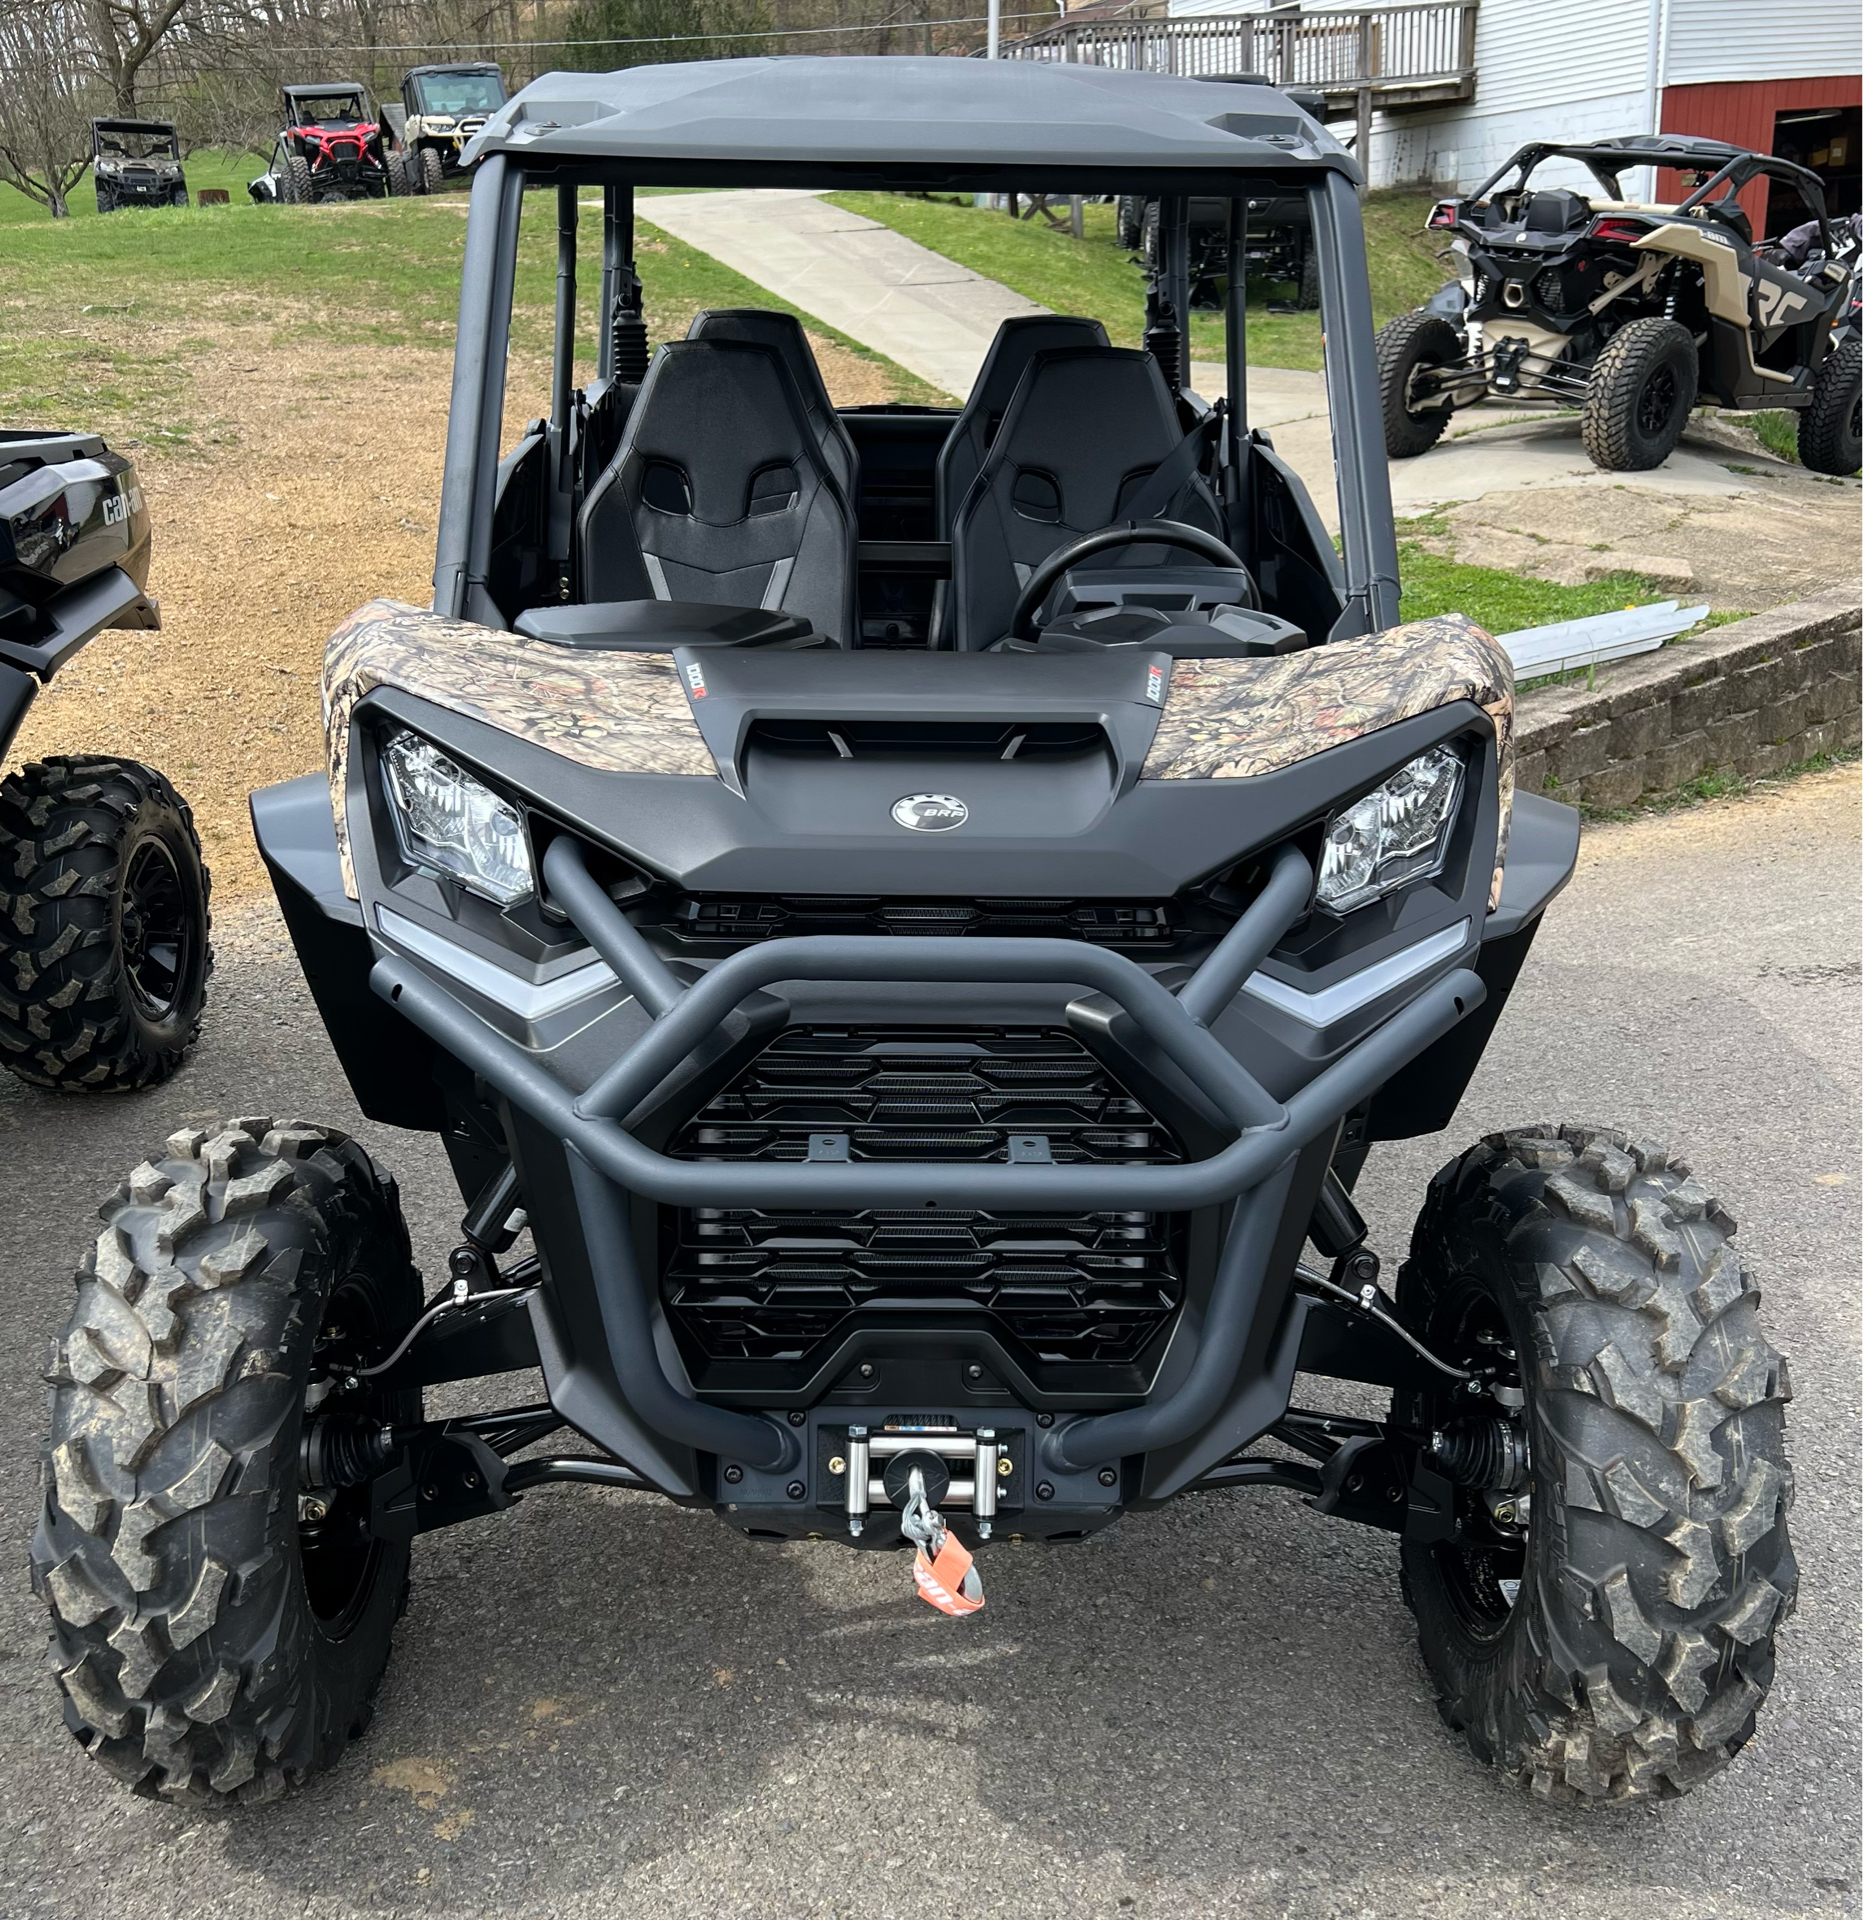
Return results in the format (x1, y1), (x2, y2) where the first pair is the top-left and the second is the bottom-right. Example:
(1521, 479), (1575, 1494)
(988, 0), (1001, 59)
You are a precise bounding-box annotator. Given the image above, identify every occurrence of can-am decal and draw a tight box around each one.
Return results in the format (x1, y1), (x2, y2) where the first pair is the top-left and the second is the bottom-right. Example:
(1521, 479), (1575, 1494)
(101, 483), (142, 527)
(891, 793), (968, 832)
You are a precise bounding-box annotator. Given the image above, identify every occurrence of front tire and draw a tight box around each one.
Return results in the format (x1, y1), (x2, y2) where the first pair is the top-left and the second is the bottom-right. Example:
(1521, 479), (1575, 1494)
(419, 147), (445, 196)
(1581, 317), (1699, 471)
(0, 757), (211, 1092)
(1398, 1126), (1795, 1802)
(32, 1122), (421, 1802)
(1376, 310), (1463, 457)
(280, 154), (311, 206)
(1798, 336), (1861, 475)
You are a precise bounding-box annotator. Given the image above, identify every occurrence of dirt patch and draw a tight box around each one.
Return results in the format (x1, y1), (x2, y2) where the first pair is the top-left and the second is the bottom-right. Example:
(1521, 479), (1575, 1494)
(805, 329), (895, 407)
(1430, 473), (1862, 609)
(9, 325), (891, 899)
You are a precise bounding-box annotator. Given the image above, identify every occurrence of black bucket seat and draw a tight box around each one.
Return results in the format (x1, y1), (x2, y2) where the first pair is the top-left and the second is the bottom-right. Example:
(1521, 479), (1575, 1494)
(577, 339), (859, 647)
(935, 312), (1110, 530)
(947, 345), (1224, 652)
(687, 307), (859, 496)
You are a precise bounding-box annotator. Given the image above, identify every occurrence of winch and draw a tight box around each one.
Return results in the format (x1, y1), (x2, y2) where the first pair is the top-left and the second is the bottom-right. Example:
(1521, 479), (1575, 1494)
(836, 1421), (1005, 1538)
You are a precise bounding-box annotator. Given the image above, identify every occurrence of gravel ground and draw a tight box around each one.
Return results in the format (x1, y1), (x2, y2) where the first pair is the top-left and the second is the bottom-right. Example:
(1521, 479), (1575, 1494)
(0, 768), (1855, 1920)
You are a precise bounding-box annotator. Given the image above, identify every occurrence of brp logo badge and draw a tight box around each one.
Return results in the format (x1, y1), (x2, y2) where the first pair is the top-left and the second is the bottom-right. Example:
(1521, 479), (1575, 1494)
(891, 793), (968, 833)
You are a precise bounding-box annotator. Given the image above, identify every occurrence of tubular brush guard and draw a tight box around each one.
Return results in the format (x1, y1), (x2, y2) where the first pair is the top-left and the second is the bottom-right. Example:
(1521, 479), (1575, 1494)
(370, 837), (1485, 1479)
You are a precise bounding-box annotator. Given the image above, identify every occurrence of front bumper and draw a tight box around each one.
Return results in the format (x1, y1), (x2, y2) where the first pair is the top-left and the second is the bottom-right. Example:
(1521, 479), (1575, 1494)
(253, 655), (1578, 1542)
(370, 834), (1483, 1513)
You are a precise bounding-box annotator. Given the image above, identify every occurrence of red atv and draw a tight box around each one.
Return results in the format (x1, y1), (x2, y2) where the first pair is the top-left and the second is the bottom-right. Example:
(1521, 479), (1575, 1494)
(249, 83), (413, 204)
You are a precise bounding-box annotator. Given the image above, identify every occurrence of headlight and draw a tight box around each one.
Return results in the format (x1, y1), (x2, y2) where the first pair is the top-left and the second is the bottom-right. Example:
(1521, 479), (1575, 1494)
(380, 732), (534, 905)
(1317, 746), (1464, 913)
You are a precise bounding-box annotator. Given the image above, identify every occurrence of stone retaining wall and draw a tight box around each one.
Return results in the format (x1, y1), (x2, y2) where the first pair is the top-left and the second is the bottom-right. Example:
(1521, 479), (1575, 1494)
(1513, 588), (1862, 812)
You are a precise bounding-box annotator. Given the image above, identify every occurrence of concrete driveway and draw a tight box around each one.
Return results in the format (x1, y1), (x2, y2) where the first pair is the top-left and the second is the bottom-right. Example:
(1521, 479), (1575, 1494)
(0, 768), (1856, 1919)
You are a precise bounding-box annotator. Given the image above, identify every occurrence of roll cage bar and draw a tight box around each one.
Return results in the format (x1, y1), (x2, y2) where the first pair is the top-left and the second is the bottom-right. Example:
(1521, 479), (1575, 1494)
(432, 150), (1400, 642)
(91, 118), (180, 157)
(283, 84), (371, 121)
(1469, 139), (1830, 245)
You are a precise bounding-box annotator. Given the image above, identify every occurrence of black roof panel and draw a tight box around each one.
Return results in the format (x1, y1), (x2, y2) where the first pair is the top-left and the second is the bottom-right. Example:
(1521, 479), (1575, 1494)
(468, 56), (1350, 180)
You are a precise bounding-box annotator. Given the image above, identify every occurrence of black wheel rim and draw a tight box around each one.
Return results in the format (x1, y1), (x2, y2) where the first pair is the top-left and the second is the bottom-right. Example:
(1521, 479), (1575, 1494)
(119, 835), (193, 1019)
(300, 1275), (404, 1636)
(1637, 364), (1679, 438)
(1418, 1274), (1530, 1644)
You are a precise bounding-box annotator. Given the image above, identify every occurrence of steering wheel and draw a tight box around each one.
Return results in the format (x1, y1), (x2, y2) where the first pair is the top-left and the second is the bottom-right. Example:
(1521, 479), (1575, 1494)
(1009, 520), (1252, 642)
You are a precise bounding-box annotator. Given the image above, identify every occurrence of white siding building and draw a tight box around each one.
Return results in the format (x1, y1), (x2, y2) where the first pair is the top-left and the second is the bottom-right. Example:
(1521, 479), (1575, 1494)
(1161, 0), (1860, 229)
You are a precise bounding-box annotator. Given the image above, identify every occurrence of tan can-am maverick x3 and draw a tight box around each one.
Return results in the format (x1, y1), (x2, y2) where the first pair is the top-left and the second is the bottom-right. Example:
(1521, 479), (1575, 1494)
(1378, 132), (1859, 473)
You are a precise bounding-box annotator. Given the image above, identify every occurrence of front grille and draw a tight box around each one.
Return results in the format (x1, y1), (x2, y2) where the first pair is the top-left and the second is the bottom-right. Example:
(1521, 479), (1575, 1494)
(647, 895), (1181, 950)
(662, 1026), (1185, 1371)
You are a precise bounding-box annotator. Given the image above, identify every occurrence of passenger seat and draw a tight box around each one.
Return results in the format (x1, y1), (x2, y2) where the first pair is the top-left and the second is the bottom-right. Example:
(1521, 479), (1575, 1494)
(577, 339), (859, 646)
(687, 308), (859, 496)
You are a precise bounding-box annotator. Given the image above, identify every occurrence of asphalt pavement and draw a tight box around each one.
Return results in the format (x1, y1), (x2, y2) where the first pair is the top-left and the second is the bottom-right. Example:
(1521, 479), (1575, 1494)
(0, 768), (1856, 1920)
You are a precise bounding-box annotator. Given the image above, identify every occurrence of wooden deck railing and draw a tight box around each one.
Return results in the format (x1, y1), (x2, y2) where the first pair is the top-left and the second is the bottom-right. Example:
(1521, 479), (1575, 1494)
(998, 2), (1478, 114)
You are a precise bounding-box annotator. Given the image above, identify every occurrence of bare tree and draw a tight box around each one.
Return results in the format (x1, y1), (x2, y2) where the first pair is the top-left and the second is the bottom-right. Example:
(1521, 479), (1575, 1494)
(0, 1), (98, 218)
(84, 0), (192, 114)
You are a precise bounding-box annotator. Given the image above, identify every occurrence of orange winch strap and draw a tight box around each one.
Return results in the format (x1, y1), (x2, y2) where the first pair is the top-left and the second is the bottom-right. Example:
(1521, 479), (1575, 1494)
(913, 1534), (984, 1615)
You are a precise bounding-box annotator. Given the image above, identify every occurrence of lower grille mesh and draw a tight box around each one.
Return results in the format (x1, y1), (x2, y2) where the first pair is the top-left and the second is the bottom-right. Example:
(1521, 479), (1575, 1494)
(663, 1026), (1184, 1368)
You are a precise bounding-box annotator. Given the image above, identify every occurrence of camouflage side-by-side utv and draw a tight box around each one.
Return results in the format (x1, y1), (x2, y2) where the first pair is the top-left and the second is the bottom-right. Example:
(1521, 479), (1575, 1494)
(0, 432), (211, 1089)
(1378, 133), (1860, 474)
(36, 61), (1794, 1811)
(91, 121), (188, 213)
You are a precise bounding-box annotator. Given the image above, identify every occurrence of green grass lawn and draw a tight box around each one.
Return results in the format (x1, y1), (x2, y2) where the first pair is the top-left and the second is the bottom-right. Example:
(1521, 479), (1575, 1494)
(1391, 512), (1730, 649)
(824, 190), (1452, 373)
(0, 158), (934, 432)
(1747, 409), (1801, 464)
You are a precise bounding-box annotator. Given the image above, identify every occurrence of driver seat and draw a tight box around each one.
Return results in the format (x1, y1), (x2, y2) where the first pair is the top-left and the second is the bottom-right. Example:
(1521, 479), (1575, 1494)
(935, 313), (1110, 530)
(946, 346), (1225, 652)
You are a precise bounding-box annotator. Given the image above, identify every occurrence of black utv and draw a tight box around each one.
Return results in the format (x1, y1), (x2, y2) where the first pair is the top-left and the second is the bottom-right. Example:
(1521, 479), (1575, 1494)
(0, 432), (211, 1089)
(1117, 76), (1330, 311)
(34, 60), (1794, 1811)
(1378, 133), (1860, 473)
(90, 120), (188, 213)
